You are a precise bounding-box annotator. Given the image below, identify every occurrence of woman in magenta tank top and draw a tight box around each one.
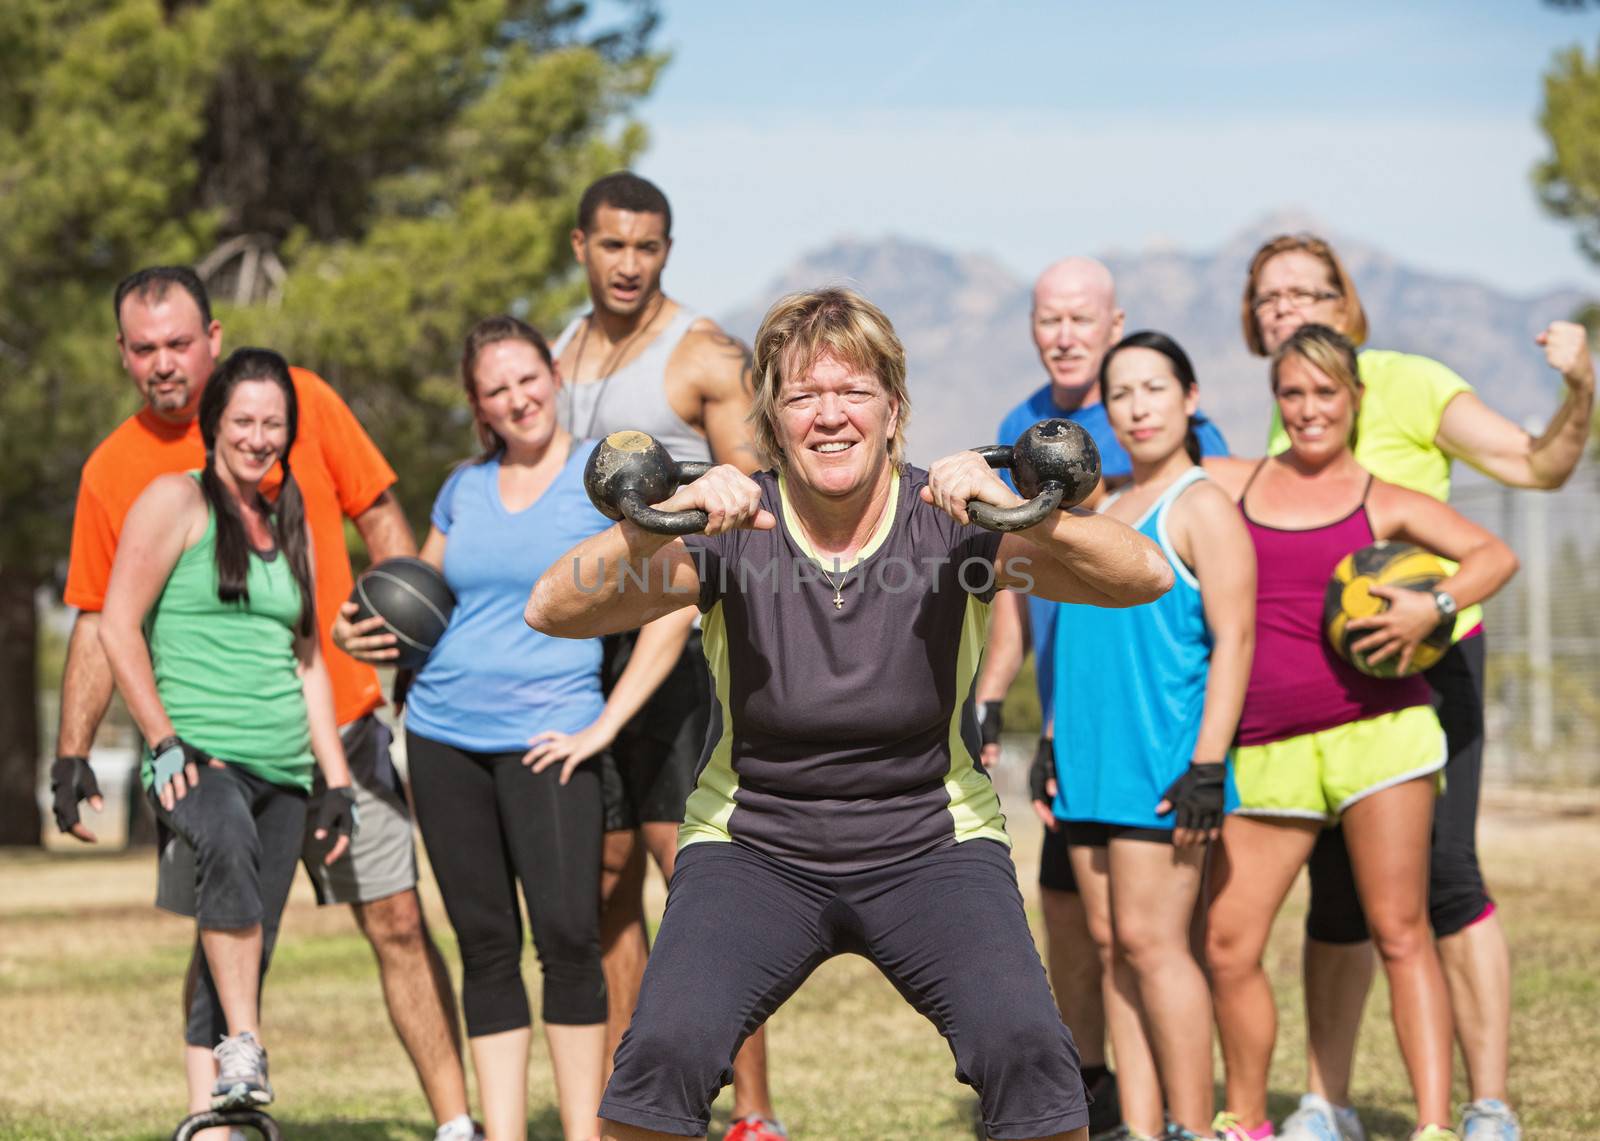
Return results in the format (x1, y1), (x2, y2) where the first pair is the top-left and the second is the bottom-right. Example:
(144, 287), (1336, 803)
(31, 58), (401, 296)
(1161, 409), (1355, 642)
(1202, 326), (1517, 1141)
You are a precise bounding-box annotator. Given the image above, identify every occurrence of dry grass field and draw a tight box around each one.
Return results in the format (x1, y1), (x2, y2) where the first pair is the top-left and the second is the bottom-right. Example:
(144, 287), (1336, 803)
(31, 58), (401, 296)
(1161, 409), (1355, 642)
(2, 791), (1597, 1140)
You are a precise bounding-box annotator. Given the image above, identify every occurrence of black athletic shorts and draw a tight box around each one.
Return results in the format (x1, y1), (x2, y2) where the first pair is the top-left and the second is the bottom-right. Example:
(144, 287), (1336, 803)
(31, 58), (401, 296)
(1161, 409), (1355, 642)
(1039, 820), (1080, 893)
(1307, 634), (1493, 943)
(600, 838), (1088, 1139)
(600, 629), (709, 832)
(1065, 821), (1174, 847)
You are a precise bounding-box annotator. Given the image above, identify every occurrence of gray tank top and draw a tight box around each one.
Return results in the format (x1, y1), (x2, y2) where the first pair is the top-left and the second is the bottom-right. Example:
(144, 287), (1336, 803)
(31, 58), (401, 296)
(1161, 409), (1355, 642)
(553, 307), (713, 464)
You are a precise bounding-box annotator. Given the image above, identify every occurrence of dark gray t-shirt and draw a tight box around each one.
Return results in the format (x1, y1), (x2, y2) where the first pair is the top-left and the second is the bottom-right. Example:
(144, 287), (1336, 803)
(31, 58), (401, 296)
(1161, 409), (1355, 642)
(679, 465), (1010, 873)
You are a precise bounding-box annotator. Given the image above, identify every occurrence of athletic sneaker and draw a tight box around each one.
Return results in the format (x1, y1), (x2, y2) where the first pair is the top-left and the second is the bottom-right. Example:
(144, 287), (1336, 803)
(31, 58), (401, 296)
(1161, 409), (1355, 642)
(1213, 1113), (1275, 1141)
(1411, 1127), (1460, 1141)
(1459, 1100), (1520, 1141)
(1162, 1127), (1219, 1141)
(1086, 1069), (1123, 1138)
(433, 1114), (486, 1141)
(723, 1115), (788, 1141)
(1332, 1103), (1366, 1141)
(1280, 1093), (1365, 1141)
(210, 1031), (272, 1109)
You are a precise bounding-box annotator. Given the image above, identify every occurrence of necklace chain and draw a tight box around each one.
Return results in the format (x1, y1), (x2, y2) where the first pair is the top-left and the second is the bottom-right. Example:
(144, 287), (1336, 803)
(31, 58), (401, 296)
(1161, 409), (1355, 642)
(819, 562), (848, 611)
(793, 477), (895, 613)
(567, 293), (667, 440)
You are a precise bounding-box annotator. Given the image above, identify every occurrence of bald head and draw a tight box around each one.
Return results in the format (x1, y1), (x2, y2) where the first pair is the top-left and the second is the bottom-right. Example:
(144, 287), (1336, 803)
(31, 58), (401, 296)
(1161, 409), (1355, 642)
(1030, 257), (1125, 407)
(1032, 257), (1117, 312)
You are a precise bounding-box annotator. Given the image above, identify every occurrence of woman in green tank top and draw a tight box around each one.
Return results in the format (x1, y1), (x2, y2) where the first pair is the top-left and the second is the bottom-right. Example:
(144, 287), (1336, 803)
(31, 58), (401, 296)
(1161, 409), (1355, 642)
(101, 349), (357, 1113)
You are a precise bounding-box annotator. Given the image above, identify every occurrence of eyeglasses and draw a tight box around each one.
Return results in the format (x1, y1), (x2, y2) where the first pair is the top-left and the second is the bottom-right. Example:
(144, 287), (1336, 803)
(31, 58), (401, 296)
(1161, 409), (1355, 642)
(1252, 287), (1341, 314)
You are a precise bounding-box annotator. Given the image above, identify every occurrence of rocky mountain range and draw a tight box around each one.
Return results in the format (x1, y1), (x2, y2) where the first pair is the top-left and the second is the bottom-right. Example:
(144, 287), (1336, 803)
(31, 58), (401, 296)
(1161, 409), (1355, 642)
(722, 213), (1591, 472)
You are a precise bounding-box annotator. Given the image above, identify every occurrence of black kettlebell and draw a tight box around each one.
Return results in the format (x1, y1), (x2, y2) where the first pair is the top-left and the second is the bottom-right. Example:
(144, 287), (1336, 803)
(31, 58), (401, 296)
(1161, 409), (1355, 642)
(968, 419), (1101, 532)
(584, 430), (715, 535)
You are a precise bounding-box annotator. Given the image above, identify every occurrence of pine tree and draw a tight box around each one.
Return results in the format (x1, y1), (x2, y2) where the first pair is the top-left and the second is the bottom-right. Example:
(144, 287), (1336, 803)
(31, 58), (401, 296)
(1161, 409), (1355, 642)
(0, 0), (663, 844)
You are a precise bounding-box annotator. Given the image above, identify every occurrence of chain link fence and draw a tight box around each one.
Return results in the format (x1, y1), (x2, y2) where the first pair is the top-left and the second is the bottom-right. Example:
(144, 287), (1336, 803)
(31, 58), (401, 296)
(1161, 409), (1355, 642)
(1451, 467), (1600, 788)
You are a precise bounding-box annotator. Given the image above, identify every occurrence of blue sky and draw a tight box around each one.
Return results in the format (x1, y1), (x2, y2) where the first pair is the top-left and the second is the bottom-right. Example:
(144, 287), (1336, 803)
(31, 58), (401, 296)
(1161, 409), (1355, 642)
(618, 1), (1600, 314)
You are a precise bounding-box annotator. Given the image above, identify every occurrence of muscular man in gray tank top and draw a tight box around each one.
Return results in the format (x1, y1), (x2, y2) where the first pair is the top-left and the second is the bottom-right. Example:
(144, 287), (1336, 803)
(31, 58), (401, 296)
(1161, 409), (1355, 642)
(553, 173), (782, 1141)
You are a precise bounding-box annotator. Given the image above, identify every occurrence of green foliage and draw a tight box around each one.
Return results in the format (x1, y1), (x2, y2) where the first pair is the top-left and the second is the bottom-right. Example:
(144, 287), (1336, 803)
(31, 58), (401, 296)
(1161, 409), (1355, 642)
(0, 0), (665, 571)
(1536, 39), (1600, 269)
(1534, 31), (1600, 453)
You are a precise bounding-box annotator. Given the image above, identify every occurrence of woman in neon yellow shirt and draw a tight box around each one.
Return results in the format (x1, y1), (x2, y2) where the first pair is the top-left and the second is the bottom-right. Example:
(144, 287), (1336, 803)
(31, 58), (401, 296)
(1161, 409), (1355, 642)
(1234, 234), (1593, 1141)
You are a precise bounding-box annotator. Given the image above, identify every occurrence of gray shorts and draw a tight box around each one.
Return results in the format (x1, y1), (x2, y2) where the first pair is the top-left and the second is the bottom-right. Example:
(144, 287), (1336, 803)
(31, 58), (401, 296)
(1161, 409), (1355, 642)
(157, 714), (419, 915)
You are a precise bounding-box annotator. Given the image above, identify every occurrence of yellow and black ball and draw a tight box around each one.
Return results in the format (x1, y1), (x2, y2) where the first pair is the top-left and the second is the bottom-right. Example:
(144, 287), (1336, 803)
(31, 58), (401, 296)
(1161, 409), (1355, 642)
(1325, 540), (1453, 678)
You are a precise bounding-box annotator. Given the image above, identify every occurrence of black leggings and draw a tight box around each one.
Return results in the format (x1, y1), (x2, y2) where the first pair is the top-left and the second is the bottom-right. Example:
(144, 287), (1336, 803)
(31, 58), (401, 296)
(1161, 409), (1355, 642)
(407, 731), (606, 1034)
(1306, 634), (1492, 943)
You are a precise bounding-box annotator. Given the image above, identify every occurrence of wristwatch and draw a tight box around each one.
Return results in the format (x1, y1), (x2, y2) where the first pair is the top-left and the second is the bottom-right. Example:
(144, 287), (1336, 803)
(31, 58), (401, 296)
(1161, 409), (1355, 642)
(1432, 589), (1459, 622)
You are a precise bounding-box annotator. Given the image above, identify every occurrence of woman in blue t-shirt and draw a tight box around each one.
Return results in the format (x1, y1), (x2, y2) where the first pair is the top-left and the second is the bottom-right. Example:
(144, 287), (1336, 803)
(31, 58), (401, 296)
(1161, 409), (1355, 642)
(1053, 332), (1256, 1140)
(404, 316), (692, 1141)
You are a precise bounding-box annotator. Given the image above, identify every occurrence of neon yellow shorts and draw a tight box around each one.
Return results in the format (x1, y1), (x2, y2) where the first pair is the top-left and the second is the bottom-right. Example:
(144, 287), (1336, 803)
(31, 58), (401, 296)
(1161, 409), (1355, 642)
(1232, 705), (1446, 822)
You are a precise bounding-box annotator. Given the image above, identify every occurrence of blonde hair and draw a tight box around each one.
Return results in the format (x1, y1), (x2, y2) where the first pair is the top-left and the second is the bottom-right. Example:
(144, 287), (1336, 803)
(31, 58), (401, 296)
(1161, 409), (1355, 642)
(1242, 234), (1369, 356)
(749, 287), (911, 469)
(1271, 324), (1363, 447)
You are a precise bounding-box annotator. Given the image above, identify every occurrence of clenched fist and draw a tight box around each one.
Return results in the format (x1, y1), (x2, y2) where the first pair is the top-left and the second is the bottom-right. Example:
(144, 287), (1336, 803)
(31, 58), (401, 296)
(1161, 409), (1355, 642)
(1537, 320), (1596, 391)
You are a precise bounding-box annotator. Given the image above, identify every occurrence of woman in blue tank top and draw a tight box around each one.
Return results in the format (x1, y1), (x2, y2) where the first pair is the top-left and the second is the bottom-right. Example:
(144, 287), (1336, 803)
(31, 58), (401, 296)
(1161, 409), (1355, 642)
(1052, 332), (1257, 1140)
(403, 317), (694, 1141)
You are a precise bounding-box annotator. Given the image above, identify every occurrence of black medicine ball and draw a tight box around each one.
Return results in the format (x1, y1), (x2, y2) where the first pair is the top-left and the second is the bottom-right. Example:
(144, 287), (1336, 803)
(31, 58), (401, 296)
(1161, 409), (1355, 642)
(349, 557), (456, 670)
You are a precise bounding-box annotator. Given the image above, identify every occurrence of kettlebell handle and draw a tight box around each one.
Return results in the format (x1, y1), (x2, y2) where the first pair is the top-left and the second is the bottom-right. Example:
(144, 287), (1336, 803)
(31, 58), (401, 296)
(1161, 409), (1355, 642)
(614, 462), (715, 535)
(964, 420), (1101, 533)
(173, 1109), (282, 1140)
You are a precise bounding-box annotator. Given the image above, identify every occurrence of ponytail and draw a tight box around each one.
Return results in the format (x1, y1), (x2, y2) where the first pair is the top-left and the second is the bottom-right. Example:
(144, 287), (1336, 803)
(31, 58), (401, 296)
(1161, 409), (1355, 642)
(274, 457), (316, 638)
(200, 459), (259, 607)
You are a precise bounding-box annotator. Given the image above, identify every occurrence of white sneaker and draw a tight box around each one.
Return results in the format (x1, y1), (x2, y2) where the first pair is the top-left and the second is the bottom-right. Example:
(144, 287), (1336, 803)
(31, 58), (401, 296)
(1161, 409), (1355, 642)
(433, 1114), (485, 1141)
(1280, 1094), (1364, 1141)
(210, 1031), (272, 1109)
(1459, 1099), (1520, 1141)
(1332, 1102), (1366, 1141)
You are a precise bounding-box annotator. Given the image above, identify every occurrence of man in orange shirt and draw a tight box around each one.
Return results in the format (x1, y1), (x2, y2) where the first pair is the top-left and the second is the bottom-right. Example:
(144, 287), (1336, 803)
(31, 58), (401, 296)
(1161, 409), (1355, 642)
(52, 266), (477, 1141)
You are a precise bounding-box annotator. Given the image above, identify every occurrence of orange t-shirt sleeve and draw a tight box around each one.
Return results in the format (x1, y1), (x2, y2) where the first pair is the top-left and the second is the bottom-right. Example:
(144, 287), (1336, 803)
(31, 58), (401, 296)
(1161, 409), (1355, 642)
(293, 368), (397, 517)
(63, 473), (117, 612)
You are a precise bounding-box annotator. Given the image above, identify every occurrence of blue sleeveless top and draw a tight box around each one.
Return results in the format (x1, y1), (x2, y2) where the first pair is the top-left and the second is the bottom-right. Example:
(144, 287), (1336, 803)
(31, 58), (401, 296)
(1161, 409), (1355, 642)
(1050, 467), (1237, 828)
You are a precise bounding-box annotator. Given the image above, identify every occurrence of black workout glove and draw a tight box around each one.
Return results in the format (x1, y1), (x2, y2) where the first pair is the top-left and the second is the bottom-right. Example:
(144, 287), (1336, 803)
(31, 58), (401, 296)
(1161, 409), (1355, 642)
(977, 701), (1003, 749)
(314, 786), (360, 847)
(1157, 762), (1226, 835)
(149, 736), (209, 795)
(50, 755), (101, 834)
(1029, 736), (1055, 804)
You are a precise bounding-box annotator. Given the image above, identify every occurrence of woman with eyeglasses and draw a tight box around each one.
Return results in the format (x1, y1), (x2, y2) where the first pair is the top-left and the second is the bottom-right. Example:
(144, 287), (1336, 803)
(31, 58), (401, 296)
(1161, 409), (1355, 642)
(1232, 234), (1592, 1141)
